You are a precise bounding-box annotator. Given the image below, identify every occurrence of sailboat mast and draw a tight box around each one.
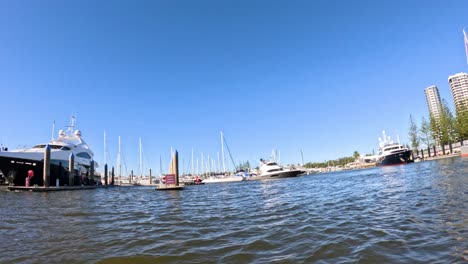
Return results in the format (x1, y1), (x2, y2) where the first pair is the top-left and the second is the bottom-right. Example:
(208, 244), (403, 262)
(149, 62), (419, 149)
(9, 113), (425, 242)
(159, 155), (162, 176)
(207, 155), (210, 176)
(217, 152), (220, 174)
(221, 131), (226, 173)
(300, 149), (304, 166)
(104, 130), (107, 165)
(201, 153), (204, 177)
(191, 148), (194, 176)
(118, 136), (121, 179)
(139, 137), (143, 177)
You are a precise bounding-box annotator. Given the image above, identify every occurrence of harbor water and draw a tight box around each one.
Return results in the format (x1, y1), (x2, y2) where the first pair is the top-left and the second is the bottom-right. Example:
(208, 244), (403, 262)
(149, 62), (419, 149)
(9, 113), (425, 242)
(1, 157), (467, 263)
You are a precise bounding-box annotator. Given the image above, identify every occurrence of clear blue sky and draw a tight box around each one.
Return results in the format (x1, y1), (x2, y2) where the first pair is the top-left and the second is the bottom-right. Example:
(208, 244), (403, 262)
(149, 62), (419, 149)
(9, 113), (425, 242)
(1, 0), (467, 173)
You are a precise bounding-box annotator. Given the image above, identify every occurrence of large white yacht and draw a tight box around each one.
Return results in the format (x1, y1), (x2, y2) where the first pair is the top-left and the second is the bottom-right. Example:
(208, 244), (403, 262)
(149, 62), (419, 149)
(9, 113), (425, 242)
(0, 117), (98, 186)
(376, 131), (413, 166)
(250, 159), (304, 180)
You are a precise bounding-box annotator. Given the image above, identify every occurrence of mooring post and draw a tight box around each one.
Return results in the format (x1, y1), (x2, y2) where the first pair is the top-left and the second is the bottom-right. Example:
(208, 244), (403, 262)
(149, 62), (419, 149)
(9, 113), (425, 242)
(69, 153), (74, 186)
(104, 164), (108, 186)
(43, 144), (51, 187)
(433, 145), (437, 156)
(111, 167), (115, 185)
(421, 149), (424, 160)
(449, 141), (453, 154)
(131, 170), (133, 184)
(90, 159), (95, 184)
(411, 150), (415, 161)
(441, 144), (446, 156)
(149, 169), (152, 185)
(175, 151), (179, 186)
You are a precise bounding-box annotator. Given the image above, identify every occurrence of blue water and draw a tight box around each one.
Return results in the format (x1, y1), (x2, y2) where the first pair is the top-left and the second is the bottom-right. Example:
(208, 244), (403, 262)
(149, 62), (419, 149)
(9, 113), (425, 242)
(0, 157), (467, 263)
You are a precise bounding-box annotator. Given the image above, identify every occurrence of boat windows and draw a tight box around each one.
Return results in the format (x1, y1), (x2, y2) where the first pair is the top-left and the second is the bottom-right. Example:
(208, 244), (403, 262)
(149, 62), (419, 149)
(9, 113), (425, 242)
(33, 144), (46, 149)
(76, 152), (92, 159)
(61, 146), (71, 151)
(267, 168), (283, 173)
(50, 145), (64, 150)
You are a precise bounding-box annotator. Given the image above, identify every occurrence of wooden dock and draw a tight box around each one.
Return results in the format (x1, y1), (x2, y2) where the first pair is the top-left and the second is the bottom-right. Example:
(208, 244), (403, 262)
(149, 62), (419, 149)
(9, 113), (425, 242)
(155, 184), (184, 191)
(8, 186), (98, 192)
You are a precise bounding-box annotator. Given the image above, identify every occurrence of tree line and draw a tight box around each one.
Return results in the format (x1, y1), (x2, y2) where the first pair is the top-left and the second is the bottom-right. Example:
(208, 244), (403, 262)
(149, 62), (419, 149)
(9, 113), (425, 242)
(408, 101), (468, 149)
(303, 151), (361, 168)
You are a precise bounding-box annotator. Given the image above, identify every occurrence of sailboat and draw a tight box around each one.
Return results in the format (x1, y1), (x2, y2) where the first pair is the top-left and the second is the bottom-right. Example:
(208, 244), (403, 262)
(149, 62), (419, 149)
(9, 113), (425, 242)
(202, 131), (247, 183)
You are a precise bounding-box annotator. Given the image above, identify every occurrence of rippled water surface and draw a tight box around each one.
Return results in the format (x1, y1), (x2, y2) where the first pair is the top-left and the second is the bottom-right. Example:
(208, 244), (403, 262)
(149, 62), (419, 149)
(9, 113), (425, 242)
(1, 157), (467, 263)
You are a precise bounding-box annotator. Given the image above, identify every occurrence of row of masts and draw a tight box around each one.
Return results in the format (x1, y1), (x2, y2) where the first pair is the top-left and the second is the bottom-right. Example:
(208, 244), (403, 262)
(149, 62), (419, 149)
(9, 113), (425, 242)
(103, 131), (229, 181)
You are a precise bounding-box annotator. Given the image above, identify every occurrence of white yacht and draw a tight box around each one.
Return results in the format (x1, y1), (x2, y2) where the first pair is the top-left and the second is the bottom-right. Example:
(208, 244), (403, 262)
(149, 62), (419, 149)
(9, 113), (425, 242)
(250, 159), (304, 180)
(376, 131), (413, 166)
(0, 117), (98, 186)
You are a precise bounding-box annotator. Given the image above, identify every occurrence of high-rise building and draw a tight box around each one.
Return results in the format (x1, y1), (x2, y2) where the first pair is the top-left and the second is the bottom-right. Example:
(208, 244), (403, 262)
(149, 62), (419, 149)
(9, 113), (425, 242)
(424, 85), (443, 119)
(448, 72), (468, 113)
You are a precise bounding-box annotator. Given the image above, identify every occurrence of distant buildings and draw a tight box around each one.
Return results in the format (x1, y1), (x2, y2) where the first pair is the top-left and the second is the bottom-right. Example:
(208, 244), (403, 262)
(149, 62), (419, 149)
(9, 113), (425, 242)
(448, 72), (468, 113)
(424, 85), (443, 119)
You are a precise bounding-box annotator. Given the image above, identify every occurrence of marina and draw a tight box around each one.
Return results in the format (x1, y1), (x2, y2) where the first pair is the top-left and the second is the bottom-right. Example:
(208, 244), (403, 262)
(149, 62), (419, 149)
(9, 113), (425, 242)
(1, 2), (468, 263)
(0, 157), (466, 263)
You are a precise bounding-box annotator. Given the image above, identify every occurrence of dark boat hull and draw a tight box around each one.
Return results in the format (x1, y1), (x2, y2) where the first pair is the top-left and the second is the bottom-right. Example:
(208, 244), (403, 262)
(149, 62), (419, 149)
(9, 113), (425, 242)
(378, 150), (413, 166)
(0, 156), (82, 186)
(251, 170), (304, 180)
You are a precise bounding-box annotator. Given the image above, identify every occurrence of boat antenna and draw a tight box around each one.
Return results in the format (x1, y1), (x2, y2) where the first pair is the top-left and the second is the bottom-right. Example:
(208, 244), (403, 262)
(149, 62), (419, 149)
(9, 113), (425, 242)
(67, 115), (76, 134)
(222, 133), (238, 172)
(51, 120), (55, 140)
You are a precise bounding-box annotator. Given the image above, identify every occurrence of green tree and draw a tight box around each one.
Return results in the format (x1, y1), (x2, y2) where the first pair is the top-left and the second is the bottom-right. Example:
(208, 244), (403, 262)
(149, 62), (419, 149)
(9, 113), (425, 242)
(419, 116), (433, 147)
(455, 102), (468, 140)
(429, 113), (440, 145)
(353, 151), (360, 159)
(408, 114), (420, 150)
(439, 99), (457, 144)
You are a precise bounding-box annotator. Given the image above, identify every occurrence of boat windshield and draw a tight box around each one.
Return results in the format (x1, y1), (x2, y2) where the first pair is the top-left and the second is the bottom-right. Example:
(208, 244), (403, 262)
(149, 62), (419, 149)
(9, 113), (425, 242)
(32, 144), (68, 150)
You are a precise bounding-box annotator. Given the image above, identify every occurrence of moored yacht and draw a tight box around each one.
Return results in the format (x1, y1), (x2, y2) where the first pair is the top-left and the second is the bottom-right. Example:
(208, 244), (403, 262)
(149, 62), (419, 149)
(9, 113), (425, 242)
(0, 117), (98, 186)
(376, 131), (413, 166)
(250, 159), (304, 180)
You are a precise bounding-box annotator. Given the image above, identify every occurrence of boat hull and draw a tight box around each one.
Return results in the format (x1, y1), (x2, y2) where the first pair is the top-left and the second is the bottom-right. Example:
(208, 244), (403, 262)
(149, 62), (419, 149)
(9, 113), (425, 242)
(250, 170), (304, 180)
(0, 155), (82, 186)
(378, 150), (413, 166)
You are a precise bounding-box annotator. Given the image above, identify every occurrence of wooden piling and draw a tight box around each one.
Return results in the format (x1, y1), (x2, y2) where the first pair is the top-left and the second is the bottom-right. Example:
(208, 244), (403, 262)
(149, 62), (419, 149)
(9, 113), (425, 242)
(427, 146), (431, 157)
(433, 145), (436, 156)
(449, 141), (453, 154)
(69, 153), (74, 186)
(175, 151), (179, 186)
(104, 164), (108, 186)
(441, 144), (445, 155)
(421, 149), (424, 160)
(43, 144), (51, 187)
(111, 167), (115, 185)
(90, 159), (95, 183)
(149, 169), (152, 185)
(156, 150), (184, 191)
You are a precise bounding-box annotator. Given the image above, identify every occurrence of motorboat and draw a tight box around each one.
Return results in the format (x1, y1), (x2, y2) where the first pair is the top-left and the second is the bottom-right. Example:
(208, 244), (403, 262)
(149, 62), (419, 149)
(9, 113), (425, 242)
(250, 159), (304, 180)
(0, 117), (98, 186)
(376, 131), (413, 166)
